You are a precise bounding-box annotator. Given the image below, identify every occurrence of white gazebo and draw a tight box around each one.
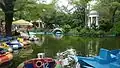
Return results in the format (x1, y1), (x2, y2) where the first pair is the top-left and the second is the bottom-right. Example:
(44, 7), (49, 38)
(36, 20), (45, 28)
(87, 0), (99, 28)
(88, 10), (99, 28)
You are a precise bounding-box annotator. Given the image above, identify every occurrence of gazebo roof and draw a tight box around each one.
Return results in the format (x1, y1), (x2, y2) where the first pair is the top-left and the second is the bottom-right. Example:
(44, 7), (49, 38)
(89, 10), (99, 15)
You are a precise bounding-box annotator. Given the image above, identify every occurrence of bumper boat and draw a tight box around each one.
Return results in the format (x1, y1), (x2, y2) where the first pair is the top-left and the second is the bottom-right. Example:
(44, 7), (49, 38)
(6, 40), (23, 50)
(0, 48), (13, 64)
(17, 53), (56, 68)
(17, 38), (31, 46)
(0, 36), (13, 41)
(0, 43), (13, 52)
(17, 58), (56, 68)
(75, 48), (120, 68)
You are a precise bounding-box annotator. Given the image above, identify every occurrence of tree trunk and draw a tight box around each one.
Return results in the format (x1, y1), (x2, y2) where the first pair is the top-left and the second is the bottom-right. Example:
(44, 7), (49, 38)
(5, 12), (13, 36)
(4, 0), (14, 36)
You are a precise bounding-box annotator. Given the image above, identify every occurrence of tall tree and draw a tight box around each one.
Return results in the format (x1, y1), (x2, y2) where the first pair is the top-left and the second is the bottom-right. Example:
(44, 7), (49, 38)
(14, 0), (39, 20)
(71, 0), (91, 28)
(0, 0), (16, 36)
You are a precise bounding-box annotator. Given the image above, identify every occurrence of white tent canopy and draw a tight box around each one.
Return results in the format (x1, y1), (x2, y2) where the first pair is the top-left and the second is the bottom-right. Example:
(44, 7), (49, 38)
(12, 19), (33, 26)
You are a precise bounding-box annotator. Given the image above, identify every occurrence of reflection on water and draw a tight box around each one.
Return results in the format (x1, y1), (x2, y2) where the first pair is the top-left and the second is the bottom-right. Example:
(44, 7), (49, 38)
(52, 34), (63, 39)
(13, 50), (20, 55)
(33, 35), (45, 46)
(8, 35), (120, 68)
(86, 40), (99, 57)
(18, 48), (33, 58)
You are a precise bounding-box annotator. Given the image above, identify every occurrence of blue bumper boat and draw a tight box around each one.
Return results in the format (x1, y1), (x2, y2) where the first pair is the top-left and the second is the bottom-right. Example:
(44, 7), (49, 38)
(76, 48), (120, 68)
(6, 40), (23, 50)
(0, 36), (13, 41)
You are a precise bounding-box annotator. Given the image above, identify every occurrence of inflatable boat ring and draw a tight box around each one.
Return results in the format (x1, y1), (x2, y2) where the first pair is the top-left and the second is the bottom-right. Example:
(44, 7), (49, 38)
(35, 61), (43, 68)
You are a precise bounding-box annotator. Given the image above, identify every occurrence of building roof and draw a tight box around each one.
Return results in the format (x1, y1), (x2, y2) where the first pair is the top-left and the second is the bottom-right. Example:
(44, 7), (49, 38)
(89, 10), (99, 15)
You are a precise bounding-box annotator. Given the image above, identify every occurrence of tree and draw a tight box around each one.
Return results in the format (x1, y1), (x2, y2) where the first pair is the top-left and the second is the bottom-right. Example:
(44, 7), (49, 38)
(69, 0), (90, 29)
(14, 0), (40, 20)
(95, 0), (120, 24)
(94, 0), (120, 32)
(0, 0), (43, 36)
(0, 0), (16, 36)
(71, 6), (85, 28)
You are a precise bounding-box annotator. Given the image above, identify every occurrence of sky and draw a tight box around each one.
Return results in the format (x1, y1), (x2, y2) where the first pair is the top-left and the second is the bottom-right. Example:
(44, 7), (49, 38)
(36, 0), (75, 13)
(36, 0), (53, 4)
(37, 0), (69, 5)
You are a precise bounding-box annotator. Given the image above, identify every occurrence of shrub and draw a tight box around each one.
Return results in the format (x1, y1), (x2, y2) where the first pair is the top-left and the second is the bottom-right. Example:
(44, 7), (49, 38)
(62, 24), (71, 33)
(80, 28), (89, 35)
(68, 28), (79, 35)
(111, 21), (120, 36)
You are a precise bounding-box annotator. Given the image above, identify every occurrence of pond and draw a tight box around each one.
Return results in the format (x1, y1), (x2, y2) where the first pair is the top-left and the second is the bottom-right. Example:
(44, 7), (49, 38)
(2, 35), (120, 68)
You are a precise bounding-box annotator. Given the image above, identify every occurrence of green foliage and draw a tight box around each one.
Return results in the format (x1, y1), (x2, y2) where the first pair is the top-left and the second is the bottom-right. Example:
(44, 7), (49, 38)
(68, 28), (79, 35)
(96, 30), (105, 35)
(94, 0), (120, 29)
(2, 0), (119, 36)
(14, 0), (90, 31)
(71, 6), (85, 28)
(14, 0), (39, 20)
(73, 0), (91, 6)
(62, 24), (71, 33)
(80, 28), (89, 34)
(99, 19), (113, 32)
(111, 21), (120, 35)
(79, 28), (106, 37)
(14, 0), (55, 21)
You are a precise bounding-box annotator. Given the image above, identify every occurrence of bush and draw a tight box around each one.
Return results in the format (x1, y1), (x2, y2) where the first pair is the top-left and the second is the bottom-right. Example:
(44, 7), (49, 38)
(62, 24), (71, 33)
(80, 28), (89, 35)
(79, 28), (105, 37)
(96, 30), (105, 35)
(68, 28), (79, 35)
(111, 21), (120, 36)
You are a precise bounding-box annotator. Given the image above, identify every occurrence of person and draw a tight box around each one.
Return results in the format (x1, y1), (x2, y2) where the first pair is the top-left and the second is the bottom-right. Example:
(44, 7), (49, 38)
(27, 26), (31, 35)
(20, 32), (29, 40)
(27, 28), (29, 35)
(34, 25), (37, 32)
(14, 30), (20, 36)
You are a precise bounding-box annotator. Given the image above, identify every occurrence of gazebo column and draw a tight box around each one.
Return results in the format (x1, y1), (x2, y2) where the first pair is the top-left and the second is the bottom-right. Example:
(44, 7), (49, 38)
(42, 22), (45, 28)
(90, 16), (93, 28)
(88, 17), (91, 28)
(38, 22), (41, 28)
(96, 17), (99, 27)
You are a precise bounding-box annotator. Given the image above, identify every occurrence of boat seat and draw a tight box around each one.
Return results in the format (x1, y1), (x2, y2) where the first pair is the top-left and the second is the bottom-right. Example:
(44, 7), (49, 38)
(109, 52), (120, 68)
(24, 63), (34, 68)
(95, 48), (116, 64)
(0, 48), (6, 54)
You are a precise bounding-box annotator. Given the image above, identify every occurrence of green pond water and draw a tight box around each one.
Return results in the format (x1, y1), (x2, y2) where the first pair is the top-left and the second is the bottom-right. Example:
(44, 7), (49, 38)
(1, 35), (120, 68)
